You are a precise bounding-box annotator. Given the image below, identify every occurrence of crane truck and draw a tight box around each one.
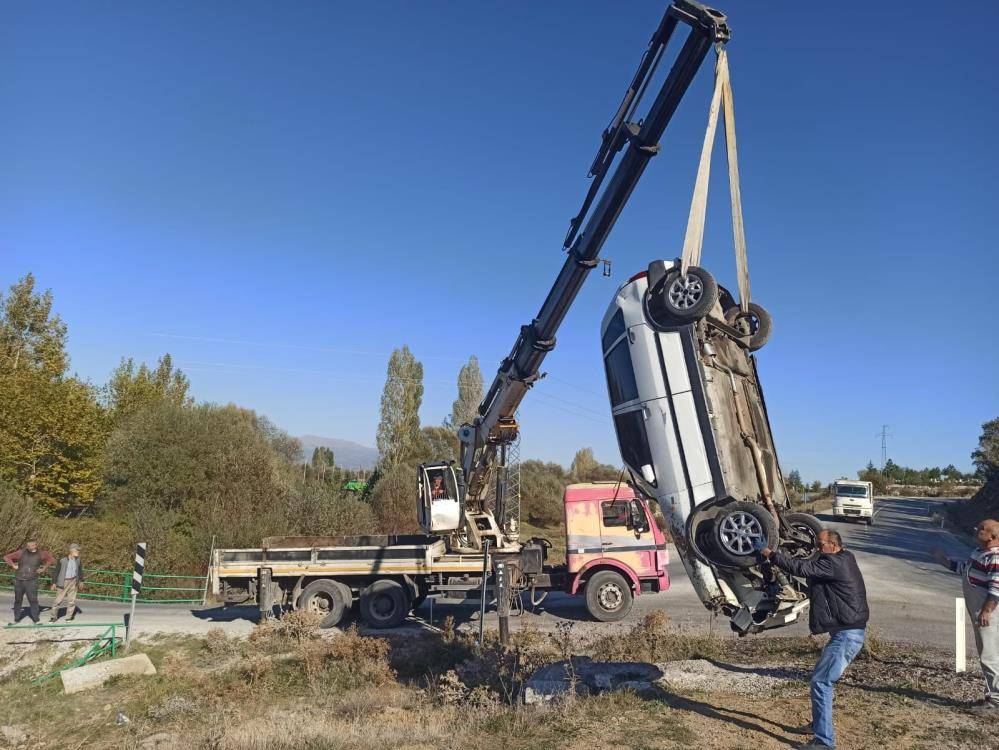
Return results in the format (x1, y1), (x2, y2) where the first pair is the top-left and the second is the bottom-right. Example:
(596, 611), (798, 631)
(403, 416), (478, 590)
(209, 0), (821, 635)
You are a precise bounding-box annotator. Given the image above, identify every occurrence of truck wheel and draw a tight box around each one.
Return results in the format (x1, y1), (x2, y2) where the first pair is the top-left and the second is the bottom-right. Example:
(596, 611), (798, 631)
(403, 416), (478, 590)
(709, 501), (777, 568)
(725, 302), (772, 351)
(648, 265), (719, 325)
(359, 579), (409, 629)
(585, 570), (634, 622)
(783, 512), (823, 560)
(298, 579), (351, 629)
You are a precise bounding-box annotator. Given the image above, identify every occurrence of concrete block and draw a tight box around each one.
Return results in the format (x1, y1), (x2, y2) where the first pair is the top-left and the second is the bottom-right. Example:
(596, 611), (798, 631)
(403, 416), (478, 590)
(523, 657), (662, 704)
(61, 653), (156, 694)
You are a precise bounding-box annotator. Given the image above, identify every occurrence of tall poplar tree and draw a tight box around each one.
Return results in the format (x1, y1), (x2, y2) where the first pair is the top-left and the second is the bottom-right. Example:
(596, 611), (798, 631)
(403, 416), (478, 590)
(448, 355), (483, 429)
(376, 346), (424, 468)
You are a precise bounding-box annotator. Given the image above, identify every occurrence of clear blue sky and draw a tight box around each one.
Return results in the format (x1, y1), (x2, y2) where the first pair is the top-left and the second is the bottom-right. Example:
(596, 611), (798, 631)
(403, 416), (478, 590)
(2, 1), (996, 482)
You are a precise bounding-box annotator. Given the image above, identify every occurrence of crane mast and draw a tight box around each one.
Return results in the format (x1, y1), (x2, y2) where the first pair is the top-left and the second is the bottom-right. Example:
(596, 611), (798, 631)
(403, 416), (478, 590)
(458, 1), (730, 524)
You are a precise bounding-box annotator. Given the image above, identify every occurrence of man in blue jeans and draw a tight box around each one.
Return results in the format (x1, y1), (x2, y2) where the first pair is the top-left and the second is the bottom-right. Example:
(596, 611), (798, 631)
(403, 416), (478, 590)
(762, 529), (869, 750)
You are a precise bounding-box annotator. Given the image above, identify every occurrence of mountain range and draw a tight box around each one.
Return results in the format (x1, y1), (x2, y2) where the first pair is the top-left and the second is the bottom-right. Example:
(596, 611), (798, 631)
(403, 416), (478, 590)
(297, 435), (378, 470)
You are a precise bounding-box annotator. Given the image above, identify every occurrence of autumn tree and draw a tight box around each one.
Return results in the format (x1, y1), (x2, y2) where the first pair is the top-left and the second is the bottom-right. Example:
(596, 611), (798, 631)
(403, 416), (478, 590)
(104, 354), (191, 427)
(375, 346), (424, 468)
(785, 469), (803, 491)
(568, 447), (619, 483)
(448, 355), (483, 429)
(0, 275), (106, 512)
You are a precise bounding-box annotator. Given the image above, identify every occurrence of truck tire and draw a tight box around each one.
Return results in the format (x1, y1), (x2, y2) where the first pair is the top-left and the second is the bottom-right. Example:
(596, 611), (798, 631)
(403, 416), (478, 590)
(584, 570), (634, 622)
(708, 501), (777, 569)
(647, 265), (719, 325)
(783, 512), (823, 560)
(725, 302), (772, 351)
(298, 579), (352, 629)
(359, 579), (409, 629)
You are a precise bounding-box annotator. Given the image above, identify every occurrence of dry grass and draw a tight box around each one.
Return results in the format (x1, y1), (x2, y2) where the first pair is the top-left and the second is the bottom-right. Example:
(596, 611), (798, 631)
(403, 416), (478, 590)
(0, 614), (993, 750)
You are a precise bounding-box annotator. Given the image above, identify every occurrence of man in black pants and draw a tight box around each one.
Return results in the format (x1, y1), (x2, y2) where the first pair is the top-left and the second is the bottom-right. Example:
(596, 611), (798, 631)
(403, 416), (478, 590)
(761, 529), (869, 750)
(4, 538), (56, 624)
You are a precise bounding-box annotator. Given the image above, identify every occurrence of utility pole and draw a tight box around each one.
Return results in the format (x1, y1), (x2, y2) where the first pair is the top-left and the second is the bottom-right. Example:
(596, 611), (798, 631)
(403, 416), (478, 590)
(876, 425), (892, 469)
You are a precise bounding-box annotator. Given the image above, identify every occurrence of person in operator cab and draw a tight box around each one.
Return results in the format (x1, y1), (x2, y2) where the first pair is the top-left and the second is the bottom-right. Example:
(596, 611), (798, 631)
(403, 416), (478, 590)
(430, 473), (449, 500)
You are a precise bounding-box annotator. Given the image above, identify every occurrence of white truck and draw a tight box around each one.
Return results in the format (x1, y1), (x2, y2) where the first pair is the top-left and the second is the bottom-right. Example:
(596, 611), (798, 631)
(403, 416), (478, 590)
(831, 480), (875, 525)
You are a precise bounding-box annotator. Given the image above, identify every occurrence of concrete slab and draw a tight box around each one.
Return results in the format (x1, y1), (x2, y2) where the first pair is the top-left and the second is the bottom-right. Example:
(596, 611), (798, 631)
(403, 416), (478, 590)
(60, 653), (157, 694)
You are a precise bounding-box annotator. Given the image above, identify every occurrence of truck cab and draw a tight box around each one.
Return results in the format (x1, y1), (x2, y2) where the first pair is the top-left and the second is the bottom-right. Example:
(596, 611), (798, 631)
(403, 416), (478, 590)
(563, 482), (669, 621)
(832, 480), (874, 525)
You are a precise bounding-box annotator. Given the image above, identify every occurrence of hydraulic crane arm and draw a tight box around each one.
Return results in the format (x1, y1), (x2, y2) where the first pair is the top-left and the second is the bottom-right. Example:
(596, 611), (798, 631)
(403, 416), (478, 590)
(459, 1), (730, 505)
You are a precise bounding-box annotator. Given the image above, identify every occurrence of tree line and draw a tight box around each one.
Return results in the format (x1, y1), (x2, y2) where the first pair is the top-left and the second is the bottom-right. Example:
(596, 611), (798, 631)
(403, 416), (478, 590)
(0, 275), (619, 572)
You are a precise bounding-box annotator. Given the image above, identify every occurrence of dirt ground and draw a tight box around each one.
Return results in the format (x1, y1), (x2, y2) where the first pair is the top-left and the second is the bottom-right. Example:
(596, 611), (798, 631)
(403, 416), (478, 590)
(0, 612), (991, 750)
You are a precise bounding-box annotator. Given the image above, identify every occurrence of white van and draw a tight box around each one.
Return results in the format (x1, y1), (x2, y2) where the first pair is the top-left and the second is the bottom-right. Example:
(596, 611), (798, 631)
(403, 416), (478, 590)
(832, 480), (875, 525)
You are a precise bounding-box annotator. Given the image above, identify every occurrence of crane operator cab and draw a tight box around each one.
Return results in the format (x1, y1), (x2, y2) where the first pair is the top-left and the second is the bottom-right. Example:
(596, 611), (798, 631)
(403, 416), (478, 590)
(601, 259), (821, 634)
(417, 463), (462, 535)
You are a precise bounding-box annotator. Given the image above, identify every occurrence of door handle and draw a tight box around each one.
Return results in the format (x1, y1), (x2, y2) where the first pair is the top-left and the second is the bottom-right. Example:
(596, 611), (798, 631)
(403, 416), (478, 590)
(602, 541), (614, 546)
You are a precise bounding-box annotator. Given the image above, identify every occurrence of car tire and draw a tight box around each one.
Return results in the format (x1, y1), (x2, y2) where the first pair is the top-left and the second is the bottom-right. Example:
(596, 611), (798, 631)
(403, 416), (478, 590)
(359, 579), (409, 629)
(298, 579), (352, 629)
(648, 265), (719, 325)
(584, 570), (634, 622)
(709, 501), (778, 568)
(784, 511), (823, 560)
(725, 302), (773, 351)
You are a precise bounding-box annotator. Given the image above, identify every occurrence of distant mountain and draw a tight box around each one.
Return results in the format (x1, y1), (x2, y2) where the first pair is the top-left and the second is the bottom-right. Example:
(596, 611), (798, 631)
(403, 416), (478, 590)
(298, 435), (378, 470)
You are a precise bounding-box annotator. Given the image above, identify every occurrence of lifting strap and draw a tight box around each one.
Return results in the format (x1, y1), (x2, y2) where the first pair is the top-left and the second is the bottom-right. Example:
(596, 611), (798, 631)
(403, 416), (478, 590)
(679, 48), (751, 314)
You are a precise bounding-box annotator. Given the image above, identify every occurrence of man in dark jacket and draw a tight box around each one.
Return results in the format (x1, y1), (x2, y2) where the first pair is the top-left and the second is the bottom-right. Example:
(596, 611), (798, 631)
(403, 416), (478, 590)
(761, 529), (869, 750)
(4, 538), (56, 624)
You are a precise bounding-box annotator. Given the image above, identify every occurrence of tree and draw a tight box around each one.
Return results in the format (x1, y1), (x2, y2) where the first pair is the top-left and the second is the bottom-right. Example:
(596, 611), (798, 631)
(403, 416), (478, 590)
(375, 346), (424, 468)
(309, 446), (336, 482)
(0, 275), (107, 512)
(972, 417), (999, 481)
(449, 355), (483, 429)
(568, 448), (619, 483)
(104, 354), (191, 427)
(103, 402), (293, 571)
(858, 461), (888, 494)
(0, 482), (40, 555)
(420, 425), (458, 465)
(785, 469), (803, 492)
(520, 460), (568, 526)
(0, 273), (67, 376)
(368, 463), (419, 533)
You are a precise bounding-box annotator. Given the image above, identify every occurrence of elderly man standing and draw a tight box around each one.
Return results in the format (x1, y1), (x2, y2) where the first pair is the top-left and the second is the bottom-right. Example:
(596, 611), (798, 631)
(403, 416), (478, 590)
(49, 543), (85, 622)
(4, 538), (56, 624)
(761, 529), (869, 750)
(933, 518), (999, 715)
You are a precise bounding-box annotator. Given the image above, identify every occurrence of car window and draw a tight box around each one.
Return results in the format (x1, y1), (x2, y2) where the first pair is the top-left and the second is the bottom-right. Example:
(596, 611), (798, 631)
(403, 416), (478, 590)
(613, 410), (656, 486)
(601, 499), (630, 527)
(605, 339), (639, 406)
(602, 309), (627, 352)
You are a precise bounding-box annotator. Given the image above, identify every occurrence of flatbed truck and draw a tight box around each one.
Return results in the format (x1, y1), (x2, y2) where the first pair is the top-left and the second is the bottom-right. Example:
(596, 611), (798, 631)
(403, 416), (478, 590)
(208, 482), (669, 628)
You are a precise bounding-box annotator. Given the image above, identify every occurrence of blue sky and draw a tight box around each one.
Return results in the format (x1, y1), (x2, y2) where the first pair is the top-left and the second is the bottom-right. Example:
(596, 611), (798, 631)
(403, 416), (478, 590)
(2, 1), (996, 482)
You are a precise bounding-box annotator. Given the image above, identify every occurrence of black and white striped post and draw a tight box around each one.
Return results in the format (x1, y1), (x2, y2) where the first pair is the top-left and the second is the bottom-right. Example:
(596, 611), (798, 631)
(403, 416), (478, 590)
(125, 543), (146, 651)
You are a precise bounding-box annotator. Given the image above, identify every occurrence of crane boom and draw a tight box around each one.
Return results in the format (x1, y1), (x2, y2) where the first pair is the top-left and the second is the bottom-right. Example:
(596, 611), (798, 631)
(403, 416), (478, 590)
(459, 1), (730, 506)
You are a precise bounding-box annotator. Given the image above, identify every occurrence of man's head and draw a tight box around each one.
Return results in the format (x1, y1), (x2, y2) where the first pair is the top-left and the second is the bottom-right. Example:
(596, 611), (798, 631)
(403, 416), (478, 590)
(25, 539), (38, 552)
(432, 475), (443, 489)
(69, 543), (81, 558)
(818, 529), (843, 554)
(974, 520), (999, 550)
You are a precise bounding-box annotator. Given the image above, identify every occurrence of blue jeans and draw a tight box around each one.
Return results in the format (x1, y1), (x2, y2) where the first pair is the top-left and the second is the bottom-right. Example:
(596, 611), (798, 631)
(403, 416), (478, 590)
(811, 628), (865, 747)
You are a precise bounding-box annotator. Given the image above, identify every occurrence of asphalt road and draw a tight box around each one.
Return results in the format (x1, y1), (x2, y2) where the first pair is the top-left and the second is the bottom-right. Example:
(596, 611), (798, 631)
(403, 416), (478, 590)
(0, 498), (980, 654)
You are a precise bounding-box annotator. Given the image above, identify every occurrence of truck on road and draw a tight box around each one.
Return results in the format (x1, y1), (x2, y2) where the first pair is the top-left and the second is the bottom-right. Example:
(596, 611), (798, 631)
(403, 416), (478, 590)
(208, 482), (669, 627)
(832, 480), (875, 525)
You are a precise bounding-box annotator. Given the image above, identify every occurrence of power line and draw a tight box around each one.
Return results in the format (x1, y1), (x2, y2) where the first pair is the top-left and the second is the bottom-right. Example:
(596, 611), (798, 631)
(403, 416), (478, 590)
(876, 424), (892, 469)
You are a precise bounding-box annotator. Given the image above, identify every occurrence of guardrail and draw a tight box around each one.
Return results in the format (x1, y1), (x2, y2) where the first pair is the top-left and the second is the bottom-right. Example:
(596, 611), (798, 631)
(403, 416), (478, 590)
(4, 622), (122, 684)
(0, 569), (206, 604)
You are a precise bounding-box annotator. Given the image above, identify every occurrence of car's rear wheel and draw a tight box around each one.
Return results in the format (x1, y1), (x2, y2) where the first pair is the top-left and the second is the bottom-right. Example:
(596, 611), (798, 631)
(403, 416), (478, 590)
(783, 512), (823, 560)
(708, 501), (778, 568)
(585, 570), (634, 622)
(725, 302), (773, 351)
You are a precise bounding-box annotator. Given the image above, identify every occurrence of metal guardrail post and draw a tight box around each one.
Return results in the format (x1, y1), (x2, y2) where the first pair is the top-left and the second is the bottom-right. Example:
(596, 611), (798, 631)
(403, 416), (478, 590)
(478, 539), (491, 648)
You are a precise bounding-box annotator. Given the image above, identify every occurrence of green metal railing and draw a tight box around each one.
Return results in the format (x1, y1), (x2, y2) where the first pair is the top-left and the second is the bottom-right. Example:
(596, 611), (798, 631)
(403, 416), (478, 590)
(0, 569), (206, 604)
(4, 621), (122, 684)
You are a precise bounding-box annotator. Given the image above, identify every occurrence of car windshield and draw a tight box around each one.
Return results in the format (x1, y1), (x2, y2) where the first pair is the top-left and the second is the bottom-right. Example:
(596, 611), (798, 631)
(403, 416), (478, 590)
(836, 485), (868, 498)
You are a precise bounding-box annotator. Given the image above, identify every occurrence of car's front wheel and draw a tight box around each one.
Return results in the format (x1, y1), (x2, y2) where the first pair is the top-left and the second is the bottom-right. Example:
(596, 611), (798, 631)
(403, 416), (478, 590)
(708, 501), (778, 568)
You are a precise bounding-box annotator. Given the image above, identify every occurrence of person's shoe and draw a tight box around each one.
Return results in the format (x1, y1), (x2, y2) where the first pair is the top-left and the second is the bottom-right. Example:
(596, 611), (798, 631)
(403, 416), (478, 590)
(48, 616), (59, 623)
(66, 615), (75, 621)
(796, 741), (835, 749)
